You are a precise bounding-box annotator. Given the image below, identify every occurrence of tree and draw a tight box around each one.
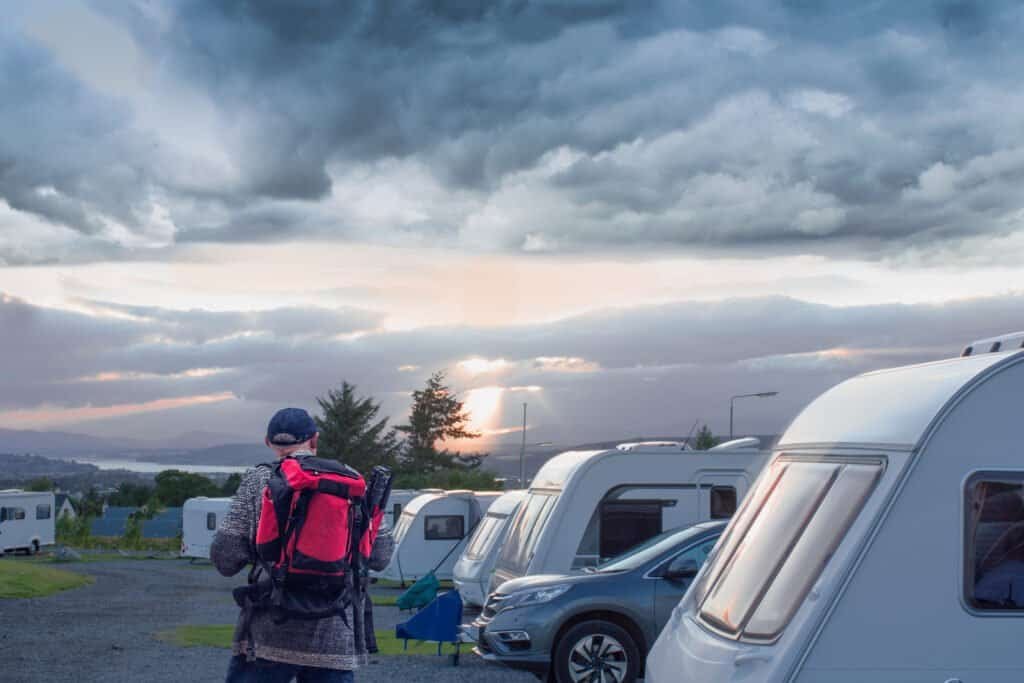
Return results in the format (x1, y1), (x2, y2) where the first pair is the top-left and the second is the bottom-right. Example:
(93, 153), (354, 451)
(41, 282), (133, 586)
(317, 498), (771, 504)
(396, 371), (483, 472)
(694, 425), (719, 450)
(315, 381), (402, 474)
(25, 477), (55, 492)
(153, 470), (220, 507)
(122, 499), (163, 550)
(108, 482), (154, 507)
(220, 473), (242, 496)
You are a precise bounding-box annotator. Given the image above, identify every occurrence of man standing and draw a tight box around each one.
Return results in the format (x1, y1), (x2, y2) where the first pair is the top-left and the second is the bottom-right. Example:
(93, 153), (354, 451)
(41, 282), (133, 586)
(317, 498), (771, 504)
(212, 407), (393, 683)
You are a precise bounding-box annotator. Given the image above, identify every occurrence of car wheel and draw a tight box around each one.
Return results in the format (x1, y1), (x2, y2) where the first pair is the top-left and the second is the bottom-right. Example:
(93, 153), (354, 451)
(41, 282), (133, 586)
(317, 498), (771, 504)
(553, 620), (639, 683)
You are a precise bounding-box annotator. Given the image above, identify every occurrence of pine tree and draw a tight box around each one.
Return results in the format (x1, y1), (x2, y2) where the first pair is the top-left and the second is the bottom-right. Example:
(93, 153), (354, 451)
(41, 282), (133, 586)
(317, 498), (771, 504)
(315, 381), (402, 474)
(694, 424), (719, 450)
(396, 371), (483, 472)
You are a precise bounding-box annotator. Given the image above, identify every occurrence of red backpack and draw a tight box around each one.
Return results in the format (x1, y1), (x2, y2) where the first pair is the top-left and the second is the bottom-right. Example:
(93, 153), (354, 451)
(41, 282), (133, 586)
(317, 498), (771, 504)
(235, 456), (391, 633)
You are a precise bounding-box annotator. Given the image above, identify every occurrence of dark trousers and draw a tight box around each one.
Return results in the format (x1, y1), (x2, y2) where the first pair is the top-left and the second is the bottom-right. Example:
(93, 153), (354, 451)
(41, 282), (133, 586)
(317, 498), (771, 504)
(226, 655), (355, 683)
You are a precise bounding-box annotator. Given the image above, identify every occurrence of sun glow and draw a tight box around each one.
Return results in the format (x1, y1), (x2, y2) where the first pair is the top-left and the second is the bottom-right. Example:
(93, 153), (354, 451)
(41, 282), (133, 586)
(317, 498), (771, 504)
(457, 357), (511, 375)
(462, 386), (505, 432)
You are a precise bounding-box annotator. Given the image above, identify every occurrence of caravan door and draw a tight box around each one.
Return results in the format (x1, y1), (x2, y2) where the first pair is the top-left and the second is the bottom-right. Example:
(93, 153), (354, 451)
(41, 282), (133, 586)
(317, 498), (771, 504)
(696, 472), (748, 523)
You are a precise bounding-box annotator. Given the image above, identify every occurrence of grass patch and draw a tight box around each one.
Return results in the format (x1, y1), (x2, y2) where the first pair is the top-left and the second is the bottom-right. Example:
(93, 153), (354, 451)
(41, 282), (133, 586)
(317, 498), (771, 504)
(371, 593), (399, 606)
(0, 560), (93, 598)
(158, 625), (461, 656)
(158, 624), (236, 648)
(374, 578), (454, 589)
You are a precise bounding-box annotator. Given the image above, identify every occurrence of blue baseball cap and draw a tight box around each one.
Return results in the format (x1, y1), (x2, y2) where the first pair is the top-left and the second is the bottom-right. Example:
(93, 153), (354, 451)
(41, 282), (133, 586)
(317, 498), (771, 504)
(266, 407), (318, 446)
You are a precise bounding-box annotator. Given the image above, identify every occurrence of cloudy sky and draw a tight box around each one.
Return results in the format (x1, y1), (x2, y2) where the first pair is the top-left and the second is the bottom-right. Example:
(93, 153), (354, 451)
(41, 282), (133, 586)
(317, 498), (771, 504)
(2, 0), (1023, 450)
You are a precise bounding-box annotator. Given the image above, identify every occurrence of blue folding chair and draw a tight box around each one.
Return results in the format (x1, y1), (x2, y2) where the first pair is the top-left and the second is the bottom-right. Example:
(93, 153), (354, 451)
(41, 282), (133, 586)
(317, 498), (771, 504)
(395, 589), (464, 665)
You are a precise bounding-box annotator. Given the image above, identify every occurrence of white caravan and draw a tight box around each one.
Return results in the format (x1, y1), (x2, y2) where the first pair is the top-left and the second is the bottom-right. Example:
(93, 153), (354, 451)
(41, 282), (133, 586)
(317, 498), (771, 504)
(647, 333), (1024, 683)
(0, 490), (55, 555)
(375, 490), (502, 583)
(491, 440), (767, 591)
(181, 497), (232, 559)
(385, 489), (427, 530)
(453, 489), (526, 607)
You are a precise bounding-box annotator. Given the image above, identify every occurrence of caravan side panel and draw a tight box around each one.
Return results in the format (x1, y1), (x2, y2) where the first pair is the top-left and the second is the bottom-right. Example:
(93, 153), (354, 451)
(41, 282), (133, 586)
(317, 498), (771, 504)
(797, 363), (1024, 682)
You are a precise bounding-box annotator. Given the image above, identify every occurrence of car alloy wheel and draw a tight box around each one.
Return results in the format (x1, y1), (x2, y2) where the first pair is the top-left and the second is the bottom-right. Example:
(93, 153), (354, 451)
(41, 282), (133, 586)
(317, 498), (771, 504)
(568, 633), (628, 683)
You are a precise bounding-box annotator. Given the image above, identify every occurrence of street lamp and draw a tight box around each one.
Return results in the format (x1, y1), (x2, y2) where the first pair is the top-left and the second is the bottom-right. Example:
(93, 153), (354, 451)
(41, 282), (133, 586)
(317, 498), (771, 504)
(729, 392), (779, 439)
(518, 403), (553, 487)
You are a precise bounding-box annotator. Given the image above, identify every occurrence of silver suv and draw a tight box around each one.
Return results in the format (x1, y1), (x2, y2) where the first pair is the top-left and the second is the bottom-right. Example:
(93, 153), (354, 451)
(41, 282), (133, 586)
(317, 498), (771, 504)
(470, 522), (724, 683)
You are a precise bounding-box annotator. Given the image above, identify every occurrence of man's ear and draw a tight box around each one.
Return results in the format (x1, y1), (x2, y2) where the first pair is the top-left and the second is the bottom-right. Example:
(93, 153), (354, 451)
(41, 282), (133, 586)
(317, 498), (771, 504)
(310, 432), (319, 451)
(265, 436), (272, 449)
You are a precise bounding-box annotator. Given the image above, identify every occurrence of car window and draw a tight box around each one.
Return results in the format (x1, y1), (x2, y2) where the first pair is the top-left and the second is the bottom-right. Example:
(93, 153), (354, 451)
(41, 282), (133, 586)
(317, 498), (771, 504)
(965, 473), (1024, 611)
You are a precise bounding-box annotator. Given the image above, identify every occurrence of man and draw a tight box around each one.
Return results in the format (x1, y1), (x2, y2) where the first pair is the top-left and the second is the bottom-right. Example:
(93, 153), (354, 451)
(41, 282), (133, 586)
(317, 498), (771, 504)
(212, 407), (394, 683)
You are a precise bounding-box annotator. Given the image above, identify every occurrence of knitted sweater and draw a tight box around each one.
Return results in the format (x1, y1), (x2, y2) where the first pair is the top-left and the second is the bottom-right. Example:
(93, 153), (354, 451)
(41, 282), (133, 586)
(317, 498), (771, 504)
(211, 452), (394, 670)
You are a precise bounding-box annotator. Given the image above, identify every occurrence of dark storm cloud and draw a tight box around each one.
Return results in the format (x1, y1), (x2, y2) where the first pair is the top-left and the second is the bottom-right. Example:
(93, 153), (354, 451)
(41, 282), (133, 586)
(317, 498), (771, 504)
(3, 289), (1021, 441)
(4, 0), (1024, 258)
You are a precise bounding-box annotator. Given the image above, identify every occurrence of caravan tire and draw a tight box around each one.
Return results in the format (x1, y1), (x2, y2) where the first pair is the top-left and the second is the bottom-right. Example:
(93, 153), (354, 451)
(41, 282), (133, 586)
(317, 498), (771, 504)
(553, 620), (639, 683)
(29, 540), (39, 556)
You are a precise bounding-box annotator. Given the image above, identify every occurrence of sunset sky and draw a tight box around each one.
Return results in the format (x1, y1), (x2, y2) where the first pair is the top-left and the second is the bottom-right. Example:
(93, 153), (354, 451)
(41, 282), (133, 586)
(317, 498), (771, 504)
(3, 1), (1024, 449)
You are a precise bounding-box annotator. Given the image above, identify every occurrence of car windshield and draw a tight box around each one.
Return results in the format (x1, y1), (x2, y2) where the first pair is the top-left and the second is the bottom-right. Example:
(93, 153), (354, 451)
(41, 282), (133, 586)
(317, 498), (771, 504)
(596, 525), (713, 573)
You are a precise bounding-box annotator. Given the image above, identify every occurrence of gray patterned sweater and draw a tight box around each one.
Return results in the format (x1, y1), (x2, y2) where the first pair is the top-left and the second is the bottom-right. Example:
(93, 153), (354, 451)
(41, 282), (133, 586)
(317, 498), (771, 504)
(211, 452), (394, 670)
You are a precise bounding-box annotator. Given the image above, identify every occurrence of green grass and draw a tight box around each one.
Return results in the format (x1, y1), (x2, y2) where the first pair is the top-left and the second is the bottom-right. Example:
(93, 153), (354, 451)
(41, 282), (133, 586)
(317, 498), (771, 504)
(0, 560), (94, 598)
(158, 625), (460, 656)
(374, 578), (454, 589)
(158, 624), (236, 648)
(371, 593), (399, 606)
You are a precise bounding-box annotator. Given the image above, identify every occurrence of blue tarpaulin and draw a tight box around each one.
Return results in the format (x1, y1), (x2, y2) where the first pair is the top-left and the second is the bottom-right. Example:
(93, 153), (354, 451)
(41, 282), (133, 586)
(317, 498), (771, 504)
(90, 506), (182, 538)
(395, 589), (464, 663)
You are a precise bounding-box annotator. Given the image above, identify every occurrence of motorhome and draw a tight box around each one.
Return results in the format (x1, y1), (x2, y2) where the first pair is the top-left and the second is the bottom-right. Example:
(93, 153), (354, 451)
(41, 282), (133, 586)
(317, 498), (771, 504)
(491, 440), (767, 592)
(181, 497), (232, 559)
(375, 490), (502, 583)
(647, 333), (1024, 683)
(453, 489), (526, 607)
(0, 490), (55, 555)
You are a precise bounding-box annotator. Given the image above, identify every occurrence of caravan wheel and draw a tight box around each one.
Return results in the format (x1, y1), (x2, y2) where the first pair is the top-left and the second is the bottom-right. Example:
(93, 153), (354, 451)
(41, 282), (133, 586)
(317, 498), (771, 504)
(553, 620), (639, 683)
(29, 540), (40, 556)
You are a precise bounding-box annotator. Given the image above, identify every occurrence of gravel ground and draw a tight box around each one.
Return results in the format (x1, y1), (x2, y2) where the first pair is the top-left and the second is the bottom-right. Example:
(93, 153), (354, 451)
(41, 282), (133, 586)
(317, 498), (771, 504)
(0, 557), (534, 683)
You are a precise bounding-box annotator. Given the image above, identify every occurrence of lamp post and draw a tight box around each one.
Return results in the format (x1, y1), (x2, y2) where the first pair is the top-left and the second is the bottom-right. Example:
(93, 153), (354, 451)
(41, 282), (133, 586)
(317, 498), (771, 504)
(729, 392), (779, 439)
(518, 403), (553, 487)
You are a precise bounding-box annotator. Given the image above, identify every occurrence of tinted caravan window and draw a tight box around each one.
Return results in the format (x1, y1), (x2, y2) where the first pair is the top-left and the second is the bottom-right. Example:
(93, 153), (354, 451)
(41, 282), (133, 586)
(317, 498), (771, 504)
(464, 514), (504, 560)
(424, 515), (465, 540)
(710, 486), (737, 519)
(599, 501), (662, 559)
(37, 504), (52, 520)
(965, 473), (1024, 611)
(206, 513), (217, 531)
(697, 456), (883, 641)
(497, 492), (558, 576)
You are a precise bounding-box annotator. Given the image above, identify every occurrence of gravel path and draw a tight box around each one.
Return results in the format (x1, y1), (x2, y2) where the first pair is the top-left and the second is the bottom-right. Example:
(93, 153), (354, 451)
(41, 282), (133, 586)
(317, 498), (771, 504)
(0, 557), (534, 683)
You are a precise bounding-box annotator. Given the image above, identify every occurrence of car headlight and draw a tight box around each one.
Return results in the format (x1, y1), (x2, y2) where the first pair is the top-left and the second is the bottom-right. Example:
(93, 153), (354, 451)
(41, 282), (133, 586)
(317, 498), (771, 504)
(498, 584), (572, 612)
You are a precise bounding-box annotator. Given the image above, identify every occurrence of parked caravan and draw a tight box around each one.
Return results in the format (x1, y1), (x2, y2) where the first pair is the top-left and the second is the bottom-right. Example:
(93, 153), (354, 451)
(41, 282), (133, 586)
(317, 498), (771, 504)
(491, 441), (767, 592)
(647, 333), (1024, 683)
(454, 489), (526, 607)
(385, 489), (426, 530)
(375, 490), (502, 583)
(0, 490), (55, 555)
(181, 497), (232, 559)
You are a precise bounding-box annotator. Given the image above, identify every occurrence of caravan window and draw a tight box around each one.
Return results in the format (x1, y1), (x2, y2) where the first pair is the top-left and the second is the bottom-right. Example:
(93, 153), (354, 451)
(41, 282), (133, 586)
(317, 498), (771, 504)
(599, 501), (663, 560)
(393, 510), (416, 543)
(1, 507), (26, 521)
(709, 486), (737, 519)
(37, 504), (52, 520)
(964, 473), (1024, 611)
(206, 513), (217, 531)
(464, 515), (504, 560)
(424, 515), (464, 540)
(697, 456), (883, 641)
(497, 492), (558, 576)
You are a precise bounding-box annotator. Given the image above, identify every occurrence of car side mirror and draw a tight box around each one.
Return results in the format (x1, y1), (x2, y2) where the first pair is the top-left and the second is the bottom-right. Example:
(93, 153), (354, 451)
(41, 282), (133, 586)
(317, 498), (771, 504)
(664, 557), (699, 581)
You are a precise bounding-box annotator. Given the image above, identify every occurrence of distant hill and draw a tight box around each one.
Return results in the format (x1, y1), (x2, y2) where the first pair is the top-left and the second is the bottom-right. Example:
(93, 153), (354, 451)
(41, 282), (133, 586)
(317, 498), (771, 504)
(160, 430), (253, 450)
(0, 428), (143, 454)
(135, 442), (267, 467)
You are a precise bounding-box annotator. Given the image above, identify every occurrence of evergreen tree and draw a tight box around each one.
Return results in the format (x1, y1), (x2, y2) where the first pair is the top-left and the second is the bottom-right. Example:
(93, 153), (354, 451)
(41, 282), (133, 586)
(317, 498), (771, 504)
(397, 371), (483, 472)
(315, 381), (402, 474)
(694, 424), (719, 450)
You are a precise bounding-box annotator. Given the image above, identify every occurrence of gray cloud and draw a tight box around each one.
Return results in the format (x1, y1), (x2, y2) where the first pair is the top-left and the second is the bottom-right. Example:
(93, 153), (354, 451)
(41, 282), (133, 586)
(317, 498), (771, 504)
(2, 1), (1024, 259)
(2, 289), (1021, 441)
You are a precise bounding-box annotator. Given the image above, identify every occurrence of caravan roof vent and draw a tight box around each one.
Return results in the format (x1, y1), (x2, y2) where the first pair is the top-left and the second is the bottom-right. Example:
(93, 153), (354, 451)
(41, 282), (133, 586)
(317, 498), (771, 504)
(962, 331), (1024, 357)
(616, 441), (685, 452)
(709, 437), (761, 451)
